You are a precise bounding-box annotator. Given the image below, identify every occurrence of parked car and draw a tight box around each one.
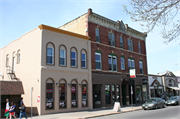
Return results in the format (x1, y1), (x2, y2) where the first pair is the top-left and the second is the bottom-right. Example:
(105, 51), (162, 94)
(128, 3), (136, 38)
(166, 96), (180, 106)
(142, 98), (166, 110)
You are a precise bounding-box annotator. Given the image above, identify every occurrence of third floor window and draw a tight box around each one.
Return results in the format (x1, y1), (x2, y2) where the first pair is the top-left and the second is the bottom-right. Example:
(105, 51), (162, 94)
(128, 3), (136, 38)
(108, 32), (115, 46)
(138, 42), (141, 54)
(128, 58), (135, 69)
(96, 28), (100, 42)
(120, 36), (123, 49)
(128, 39), (133, 51)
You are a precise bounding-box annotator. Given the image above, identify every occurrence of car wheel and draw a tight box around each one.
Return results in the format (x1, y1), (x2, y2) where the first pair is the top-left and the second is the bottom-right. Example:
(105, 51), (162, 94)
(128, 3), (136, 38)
(155, 105), (158, 109)
(177, 102), (179, 105)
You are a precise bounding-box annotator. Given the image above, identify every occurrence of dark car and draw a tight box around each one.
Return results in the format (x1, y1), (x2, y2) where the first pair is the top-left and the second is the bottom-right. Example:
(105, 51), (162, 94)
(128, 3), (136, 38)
(166, 96), (180, 106)
(142, 98), (166, 110)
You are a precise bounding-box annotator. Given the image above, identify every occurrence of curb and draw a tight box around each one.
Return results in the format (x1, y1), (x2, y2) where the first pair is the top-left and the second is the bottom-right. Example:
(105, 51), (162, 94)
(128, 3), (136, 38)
(77, 108), (142, 119)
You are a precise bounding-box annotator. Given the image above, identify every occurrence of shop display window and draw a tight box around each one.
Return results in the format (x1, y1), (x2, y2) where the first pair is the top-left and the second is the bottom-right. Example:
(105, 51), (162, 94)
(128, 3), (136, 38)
(46, 79), (54, 110)
(142, 85), (147, 102)
(59, 79), (66, 109)
(136, 86), (142, 103)
(105, 85), (111, 104)
(82, 80), (88, 107)
(112, 85), (116, 104)
(71, 80), (78, 107)
(116, 85), (120, 102)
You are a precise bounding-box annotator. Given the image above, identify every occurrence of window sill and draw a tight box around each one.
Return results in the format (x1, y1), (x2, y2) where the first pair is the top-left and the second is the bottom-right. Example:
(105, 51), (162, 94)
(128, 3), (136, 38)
(95, 69), (102, 70)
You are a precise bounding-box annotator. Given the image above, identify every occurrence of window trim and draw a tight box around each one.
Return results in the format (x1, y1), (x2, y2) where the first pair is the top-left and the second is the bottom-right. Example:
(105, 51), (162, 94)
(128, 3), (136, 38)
(70, 47), (78, 68)
(95, 28), (100, 43)
(95, 51), (102, 70)
(46, 42), (55, 66)
(59, 44), (67, 67)
(108, 54), (117, 72)
(81, 49), (87, 69)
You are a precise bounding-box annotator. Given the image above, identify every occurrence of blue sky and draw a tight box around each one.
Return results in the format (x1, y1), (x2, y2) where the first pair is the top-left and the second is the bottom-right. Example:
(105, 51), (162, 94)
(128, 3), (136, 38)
(0, 0), (179, 75)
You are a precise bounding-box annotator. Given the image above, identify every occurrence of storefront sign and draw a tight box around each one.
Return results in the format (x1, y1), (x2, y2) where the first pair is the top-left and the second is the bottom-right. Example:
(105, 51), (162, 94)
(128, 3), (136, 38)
(143, 79), (148, 84)
(37, 96), (40, 103)
(129, 69), (136, 78)
(46, 89), (52, 93)
(113, 102), (121, 112)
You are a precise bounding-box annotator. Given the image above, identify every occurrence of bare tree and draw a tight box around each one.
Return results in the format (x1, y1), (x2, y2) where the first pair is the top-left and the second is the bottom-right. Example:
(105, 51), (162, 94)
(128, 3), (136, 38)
(124, 0), (180, 43)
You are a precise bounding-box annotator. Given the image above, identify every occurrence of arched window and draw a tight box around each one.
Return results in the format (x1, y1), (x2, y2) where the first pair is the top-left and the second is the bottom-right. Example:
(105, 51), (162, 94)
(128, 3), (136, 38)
(71, 79), (78, 107)
(59, 79), (67, 109)
(46, 78), (54, 110)
(121, 56), (125, 70)
(59, 45), (66, 66)
(46, 42), (55, 65)
(70, 47), (77, 67)
(81, 80), (88, 107)
(17, 50), (20, 64)
(81, 49), (87, 68)
(6, 54), (9, 67)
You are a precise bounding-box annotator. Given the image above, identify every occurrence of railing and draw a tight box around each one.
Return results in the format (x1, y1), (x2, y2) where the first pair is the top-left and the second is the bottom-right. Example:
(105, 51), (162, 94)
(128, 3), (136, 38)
(6, 66), (18, 80)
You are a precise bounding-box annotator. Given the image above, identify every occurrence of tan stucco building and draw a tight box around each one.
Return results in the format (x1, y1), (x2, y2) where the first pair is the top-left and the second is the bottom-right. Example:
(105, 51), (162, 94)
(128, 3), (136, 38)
(0, 24), (92, 117)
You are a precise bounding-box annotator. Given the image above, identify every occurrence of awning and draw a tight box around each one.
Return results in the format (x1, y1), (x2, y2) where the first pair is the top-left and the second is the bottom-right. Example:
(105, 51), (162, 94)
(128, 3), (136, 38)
(167, 86), (180, 91)
(0, 81), (24, 95)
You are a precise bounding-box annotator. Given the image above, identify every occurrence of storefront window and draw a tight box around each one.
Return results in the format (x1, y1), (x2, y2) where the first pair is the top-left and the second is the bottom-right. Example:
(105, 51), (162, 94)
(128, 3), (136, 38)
(142, 85), (147, 102)
(46, 79), (54, 110)
(112, 85), (116, 104)
(150, 89), (154, 97)
(71, 80), (78, 107)
(59, 79), (66, 109)
(116, 85), (120, 102)
(105, 85), (111, 104)
(136, 86), (142, 103)
(82, 80), (88, 107)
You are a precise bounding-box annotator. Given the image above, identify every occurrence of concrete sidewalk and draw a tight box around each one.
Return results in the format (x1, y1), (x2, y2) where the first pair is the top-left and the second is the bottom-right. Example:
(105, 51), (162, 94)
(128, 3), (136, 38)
(30, 106), (142, 119)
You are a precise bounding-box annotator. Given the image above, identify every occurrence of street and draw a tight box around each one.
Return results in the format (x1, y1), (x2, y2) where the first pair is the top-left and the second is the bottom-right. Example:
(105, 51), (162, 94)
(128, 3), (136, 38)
(89, 106), (180, 119)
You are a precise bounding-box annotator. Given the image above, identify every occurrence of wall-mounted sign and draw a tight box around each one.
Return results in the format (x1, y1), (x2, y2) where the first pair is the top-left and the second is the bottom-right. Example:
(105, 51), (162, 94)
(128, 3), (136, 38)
(129, 69), (136, 78)
(37, 96), (40, 103)
(143, 79), (148, 84)
(165, 79), (175, 87)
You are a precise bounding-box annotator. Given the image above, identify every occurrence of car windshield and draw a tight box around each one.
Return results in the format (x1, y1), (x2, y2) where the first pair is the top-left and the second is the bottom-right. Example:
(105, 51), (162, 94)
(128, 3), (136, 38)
(147, 99), (157, 102)
(169, 97), (177, 100)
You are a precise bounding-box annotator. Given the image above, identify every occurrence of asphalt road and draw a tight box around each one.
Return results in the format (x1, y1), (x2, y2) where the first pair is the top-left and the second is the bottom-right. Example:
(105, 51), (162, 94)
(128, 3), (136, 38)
(89, 105), (180, 119)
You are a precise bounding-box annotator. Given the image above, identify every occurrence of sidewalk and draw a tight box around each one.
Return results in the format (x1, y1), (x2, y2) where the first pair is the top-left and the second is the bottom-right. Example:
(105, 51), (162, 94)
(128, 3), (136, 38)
(30, 105), (142, 119)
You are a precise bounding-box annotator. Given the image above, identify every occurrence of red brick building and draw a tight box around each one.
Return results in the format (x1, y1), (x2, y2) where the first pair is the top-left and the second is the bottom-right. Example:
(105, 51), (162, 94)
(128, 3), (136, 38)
(59, 8), (148, 108)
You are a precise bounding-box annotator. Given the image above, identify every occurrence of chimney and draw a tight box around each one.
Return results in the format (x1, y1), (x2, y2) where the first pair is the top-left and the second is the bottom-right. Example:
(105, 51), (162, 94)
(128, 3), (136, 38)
(88, 8), (92, 14)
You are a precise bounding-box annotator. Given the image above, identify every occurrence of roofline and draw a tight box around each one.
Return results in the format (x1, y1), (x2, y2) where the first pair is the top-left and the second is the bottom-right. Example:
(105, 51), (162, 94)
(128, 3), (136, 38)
(38, 24), (91, 40)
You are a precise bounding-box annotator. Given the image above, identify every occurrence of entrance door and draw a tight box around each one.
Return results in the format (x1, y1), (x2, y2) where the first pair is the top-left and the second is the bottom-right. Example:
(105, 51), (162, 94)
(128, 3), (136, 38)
(12, 57), (15, 73)
(122, 85), (126, 105)
(93, 84), (101, 108)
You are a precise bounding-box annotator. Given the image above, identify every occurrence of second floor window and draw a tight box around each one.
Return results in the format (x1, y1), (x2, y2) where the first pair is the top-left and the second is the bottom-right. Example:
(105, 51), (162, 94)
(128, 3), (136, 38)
(139, 61), (143, 74)
(139, 42), (141, 54)
(60, 49), (66, 66)
(108, 55), (117, 71)
(6, 55), (9, 67)
(121, 57), (125, 70)
(96, 28), (100, 42)
(128, 58), (135, 69)
(128, 39), (133, 51)
(120, 36), (123, 48)
(81, 53), (86, 68)
(47, 47), (54, 65)
(71, 51), (76, 67)
(95, 52), (101, 70)
(108, 32), (115, 46)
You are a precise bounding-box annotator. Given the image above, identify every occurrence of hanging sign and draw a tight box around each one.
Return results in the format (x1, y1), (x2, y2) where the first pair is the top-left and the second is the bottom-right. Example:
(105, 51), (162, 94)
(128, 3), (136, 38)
(130, 69), (136, 78)
(71, 87), (76, 92)
(37, 96), (40, 103)
(113, 102), (121, 112)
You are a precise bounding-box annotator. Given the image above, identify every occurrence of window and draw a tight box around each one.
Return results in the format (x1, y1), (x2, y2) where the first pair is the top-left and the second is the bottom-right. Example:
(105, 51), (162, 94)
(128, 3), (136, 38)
(17, 50), (20, 64)
(105, 85), (111, 104)
(47, 43), (54, 65)
(142, 85), (147, 102)
(6, 55), (9, 67)
(95, 52), (101, 70)
(108, 54), (117, 71)
(116, 85), (120, 102)
(128, 58), (135, 69)
(139, 60), (143, 74)
(59, 79), (66, 109)
(71, 48), (77, 67)
(138, 42), (141, 53)
(82, 80), (88, 107)
(112, 85), (116, 104)
(120, 36), (123, 48)
(46, 79), (54, 110)
(121, 56), (125, 70)
(60, 45), (66, 66)
(128, 39), (133, 51)
(71, 80), (78, 108)
(136, 86), (142, 103)
(108, 32), (115, 46)
(96, 28), (100, 42)
(81, 50), (87, 68)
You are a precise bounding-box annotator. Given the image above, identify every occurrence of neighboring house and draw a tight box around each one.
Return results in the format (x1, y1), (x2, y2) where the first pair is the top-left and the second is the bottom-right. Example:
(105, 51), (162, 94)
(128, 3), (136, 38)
(0, 24), (92, 117)
(59, 8), (148, 107)
(148, 75), (163, 99)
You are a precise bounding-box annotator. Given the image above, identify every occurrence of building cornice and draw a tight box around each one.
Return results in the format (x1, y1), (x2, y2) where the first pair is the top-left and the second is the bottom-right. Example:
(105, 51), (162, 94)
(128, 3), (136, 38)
(38, 24), (91, 40)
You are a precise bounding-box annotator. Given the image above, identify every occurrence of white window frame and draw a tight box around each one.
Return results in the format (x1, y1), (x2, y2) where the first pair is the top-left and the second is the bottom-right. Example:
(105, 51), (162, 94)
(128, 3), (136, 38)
(128, 39), (133, 51)
(47, 47), (54, 65)
(120, 36), (123, 48)
(128, 59), (135, 69)
(60, 49), (66, 66)
(81, 53), (86, 68)
(139, 61), (143, 74)
(121, 57), (125, 70)
(108, 55), (112, 71)
(71, 51), (76, 67)
(113, 56), (117, 71)
(95, 52), (101, 70)
(96, 28), (100, 42)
